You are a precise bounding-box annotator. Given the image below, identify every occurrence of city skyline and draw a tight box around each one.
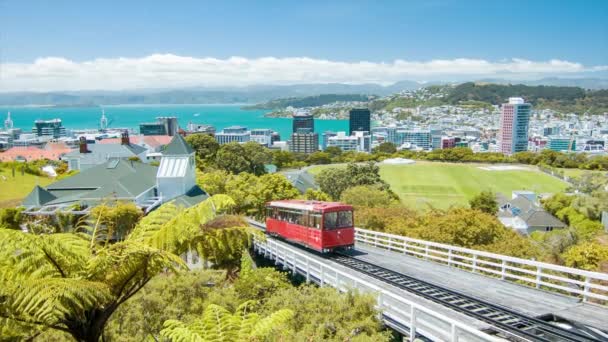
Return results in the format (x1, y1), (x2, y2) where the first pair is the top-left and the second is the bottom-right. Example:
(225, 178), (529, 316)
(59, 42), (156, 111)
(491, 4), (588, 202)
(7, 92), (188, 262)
(0, 1), (607, 91)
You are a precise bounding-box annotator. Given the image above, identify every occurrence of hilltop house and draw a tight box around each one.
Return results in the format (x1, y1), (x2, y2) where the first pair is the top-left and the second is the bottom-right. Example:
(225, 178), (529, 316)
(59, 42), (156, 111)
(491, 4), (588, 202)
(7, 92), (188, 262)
(63, 132), (149, 171)
(497, 191), (566, 235)
(21, 134), (207, 216)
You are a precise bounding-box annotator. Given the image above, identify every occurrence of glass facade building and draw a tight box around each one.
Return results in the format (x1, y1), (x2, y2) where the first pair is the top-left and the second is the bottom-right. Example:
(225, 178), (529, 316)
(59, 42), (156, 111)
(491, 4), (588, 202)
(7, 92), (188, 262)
(348, 108), (371, 135)
(499, 98), (531, 155)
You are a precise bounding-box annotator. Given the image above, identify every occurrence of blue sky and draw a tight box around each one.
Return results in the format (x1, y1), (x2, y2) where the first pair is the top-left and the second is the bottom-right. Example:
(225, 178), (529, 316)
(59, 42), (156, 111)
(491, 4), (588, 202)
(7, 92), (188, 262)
(0, 0), (607, 91)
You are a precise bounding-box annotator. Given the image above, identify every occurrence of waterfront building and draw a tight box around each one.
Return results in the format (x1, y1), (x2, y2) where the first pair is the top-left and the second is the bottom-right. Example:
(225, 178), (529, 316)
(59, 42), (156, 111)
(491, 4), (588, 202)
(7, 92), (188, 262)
(548, 136), (575, 152)
(33, 119), (66, 138)
(327, 131), (371, 153)
(139, 117), (179, 136)
(395, 129), (431, 150)
(499, 97), (531, 155)
(4, 112), (13, 130)
(215, 125), (251, 144)
(250, 128), (273, 147)
(322, 131), (337, 150)
(292, 113), (314, 133)
(349, 108), (371, 135)
(271, 132), (281, 144)
(289, 128), (318, 154)
(186, 122), (216, 135)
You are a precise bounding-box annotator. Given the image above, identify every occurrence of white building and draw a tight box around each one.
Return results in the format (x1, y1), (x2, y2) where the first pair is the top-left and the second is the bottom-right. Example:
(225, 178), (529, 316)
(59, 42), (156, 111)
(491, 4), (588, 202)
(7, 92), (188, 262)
(327, 131), (371, 152)
(250, 129), (273, 147)
(215, 126), (251, 145)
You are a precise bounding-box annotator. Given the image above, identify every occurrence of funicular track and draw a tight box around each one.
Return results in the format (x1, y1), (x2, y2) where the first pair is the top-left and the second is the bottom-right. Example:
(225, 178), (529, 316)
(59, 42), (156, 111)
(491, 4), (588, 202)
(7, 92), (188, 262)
(330, 253), (606, 342)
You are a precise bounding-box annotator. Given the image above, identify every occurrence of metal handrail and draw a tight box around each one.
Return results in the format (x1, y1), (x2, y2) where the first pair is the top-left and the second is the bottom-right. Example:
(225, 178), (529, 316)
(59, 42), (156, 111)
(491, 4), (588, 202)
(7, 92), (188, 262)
(355, 228), (608, 303)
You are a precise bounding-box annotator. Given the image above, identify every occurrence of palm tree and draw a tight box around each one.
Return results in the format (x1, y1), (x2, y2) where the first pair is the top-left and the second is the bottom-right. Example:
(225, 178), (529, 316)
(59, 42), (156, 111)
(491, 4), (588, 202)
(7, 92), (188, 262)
(0, 195), (256, 342)
(160, 301), (293, 342)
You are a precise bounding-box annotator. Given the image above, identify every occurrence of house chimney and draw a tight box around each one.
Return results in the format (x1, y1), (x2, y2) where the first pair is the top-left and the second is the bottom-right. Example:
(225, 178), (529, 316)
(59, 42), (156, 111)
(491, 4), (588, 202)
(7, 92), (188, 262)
(121, 130), (130, 145)
(79, 136), (88, 153)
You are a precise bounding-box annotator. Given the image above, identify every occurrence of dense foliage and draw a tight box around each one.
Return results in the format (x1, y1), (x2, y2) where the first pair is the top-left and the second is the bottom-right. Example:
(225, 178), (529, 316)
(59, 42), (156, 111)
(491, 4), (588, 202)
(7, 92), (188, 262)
(316, 162), (391, 200)
(0, 195), (253, 341)
(469, 190), (499, 215)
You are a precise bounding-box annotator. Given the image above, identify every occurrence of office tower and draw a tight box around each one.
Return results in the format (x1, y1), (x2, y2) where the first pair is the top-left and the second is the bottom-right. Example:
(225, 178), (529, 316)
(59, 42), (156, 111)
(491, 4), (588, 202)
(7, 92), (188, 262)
(348, 108), (371, 135)
(499, 97), (531, 155)
(322, 131), (337, 150)
(140, 117), (179, 136)
(292, 113), (314, 133)
(250, 128), (273, 147)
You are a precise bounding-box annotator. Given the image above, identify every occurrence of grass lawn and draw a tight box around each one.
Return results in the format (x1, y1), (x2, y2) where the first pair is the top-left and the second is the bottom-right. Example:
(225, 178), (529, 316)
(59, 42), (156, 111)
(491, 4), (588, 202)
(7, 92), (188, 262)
(308, 161), (568, 210)
(0, 167), (53, 208)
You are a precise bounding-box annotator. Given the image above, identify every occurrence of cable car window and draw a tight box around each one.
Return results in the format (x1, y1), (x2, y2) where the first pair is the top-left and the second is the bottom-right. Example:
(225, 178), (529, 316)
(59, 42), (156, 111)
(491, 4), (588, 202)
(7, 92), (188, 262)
(337, 210), (353, 227)
(324, 212), (338, 229)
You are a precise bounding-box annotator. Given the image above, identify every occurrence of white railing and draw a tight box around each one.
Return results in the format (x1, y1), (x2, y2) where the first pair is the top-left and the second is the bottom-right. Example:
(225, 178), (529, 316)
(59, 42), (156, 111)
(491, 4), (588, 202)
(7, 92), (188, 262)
(254, 238), (501, 342)
(355, 228), (608, 304)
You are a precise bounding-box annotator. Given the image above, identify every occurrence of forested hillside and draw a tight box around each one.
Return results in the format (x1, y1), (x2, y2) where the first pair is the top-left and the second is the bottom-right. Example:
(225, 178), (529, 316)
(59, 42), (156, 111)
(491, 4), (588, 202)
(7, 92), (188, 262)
(243, 94), (376, 110)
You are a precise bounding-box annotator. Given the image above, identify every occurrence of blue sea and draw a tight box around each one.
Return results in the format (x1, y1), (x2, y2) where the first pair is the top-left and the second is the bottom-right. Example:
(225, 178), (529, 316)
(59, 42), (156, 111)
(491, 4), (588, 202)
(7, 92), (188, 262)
(0, 104), (348, 140)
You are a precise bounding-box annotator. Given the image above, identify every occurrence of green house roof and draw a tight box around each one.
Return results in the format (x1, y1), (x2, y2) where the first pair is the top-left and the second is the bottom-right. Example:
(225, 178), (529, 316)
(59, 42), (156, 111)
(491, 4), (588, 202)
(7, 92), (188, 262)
(22, 185), (58, 207)
(164, 134), (194, 155)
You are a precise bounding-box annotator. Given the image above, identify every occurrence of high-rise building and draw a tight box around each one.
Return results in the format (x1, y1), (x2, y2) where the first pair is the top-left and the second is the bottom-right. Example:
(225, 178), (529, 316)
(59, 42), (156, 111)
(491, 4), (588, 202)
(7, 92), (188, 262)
(348, 108), (371, 135)
(33, 119), (66, 138)
(289, 128), (318, 154)
(215, 126), (251, 144)
(395, 129), (431, 150)
(292, 113), (314, 133)
(499, 97), (531, 155)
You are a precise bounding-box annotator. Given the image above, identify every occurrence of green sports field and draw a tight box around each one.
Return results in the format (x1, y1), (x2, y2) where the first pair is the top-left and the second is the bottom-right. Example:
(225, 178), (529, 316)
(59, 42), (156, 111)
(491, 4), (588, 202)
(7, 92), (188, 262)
(308, 161), (568, 209)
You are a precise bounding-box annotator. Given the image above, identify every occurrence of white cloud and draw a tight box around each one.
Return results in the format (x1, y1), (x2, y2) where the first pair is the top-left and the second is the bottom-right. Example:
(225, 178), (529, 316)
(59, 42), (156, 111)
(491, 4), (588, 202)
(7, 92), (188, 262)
(0, 54), (605, 92)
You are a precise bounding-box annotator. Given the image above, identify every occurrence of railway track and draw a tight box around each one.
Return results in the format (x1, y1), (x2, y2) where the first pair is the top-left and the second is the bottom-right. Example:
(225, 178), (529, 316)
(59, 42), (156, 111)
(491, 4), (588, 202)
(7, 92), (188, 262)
(330, 253), (607, 342)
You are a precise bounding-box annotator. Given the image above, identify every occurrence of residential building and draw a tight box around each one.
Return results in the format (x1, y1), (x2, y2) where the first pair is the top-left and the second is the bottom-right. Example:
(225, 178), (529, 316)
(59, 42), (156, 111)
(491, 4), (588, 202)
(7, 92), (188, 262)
(548, 136), (575, 152)
(139, 117), (179, 136)
(499, 97), (531, 155)
(33, 119), (66, 138)
(21, 134), (208, 216)
(497, 192), (566, 235)
(63, 132), (148, 171)
(289, 129), (318, 154)
(215, 126), (251, 144)
(349, 108), (371, 135)
(0, 143), (73, 162)
(292, 113), (314, 133)
(250, 129), (273, 147)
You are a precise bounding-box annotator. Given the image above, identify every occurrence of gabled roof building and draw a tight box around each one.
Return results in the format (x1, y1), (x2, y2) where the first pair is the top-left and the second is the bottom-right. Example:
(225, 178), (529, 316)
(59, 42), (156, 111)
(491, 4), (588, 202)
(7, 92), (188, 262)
(497, 191), (566, 235)
(22, 134), (208, 215)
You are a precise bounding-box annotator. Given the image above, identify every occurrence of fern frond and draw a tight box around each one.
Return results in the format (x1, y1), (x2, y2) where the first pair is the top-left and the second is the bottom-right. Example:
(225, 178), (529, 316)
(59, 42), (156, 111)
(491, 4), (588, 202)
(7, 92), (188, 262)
(2, 277), (111, 326)
(250, 309), (294, 339)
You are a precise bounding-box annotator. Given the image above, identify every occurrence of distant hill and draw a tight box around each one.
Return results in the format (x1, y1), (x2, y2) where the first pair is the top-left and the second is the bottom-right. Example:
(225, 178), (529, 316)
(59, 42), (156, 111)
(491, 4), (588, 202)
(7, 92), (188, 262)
(475, 77), (608, 90)
(0, 82), (424, 106)
(243, 94), (378, 110)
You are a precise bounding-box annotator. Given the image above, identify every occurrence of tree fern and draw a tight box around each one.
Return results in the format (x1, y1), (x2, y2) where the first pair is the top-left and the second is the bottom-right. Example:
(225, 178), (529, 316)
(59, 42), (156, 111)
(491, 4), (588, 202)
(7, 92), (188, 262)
(160, 302), (294, 342)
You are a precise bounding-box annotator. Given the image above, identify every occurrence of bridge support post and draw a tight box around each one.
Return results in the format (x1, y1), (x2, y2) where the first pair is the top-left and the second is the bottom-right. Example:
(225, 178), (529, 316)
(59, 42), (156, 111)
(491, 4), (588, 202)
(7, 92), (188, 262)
(305, 259), (310, 283)
(320, 267), (325, 286)
(535, 267), (542, 289)
(448, 249), (452, 267)
(501, 260), (506, 280)
(409, 306), (416, 342)
(451, 325), (458, 342)
(583, 277), (590, 302)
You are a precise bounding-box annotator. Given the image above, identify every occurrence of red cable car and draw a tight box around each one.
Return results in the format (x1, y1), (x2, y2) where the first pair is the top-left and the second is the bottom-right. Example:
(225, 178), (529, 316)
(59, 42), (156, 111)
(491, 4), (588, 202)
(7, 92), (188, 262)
(265, 200), (355, 253)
